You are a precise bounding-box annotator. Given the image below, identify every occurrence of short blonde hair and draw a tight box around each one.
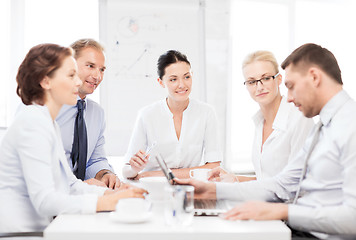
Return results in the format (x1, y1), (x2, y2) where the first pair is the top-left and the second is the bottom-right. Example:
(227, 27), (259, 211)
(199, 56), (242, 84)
(70, 38), (104, 59)
(242, 50), (279, 74)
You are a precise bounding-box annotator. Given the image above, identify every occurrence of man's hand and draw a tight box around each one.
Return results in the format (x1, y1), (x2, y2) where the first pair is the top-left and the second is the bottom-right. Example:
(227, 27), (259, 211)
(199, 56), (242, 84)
(208, 167), (238, 183)
(173, 178), (217, 199)
(221, 201), (288, 221)
(95, 170), (121, 189)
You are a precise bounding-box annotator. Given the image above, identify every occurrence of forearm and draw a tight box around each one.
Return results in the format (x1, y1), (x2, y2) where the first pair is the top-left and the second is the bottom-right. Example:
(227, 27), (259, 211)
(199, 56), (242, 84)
(236, 175), (256, 182)
(288, 204), (356, 235)
(216, 179), (284, 202)
(86, 159), (114, 179)
(172, 162), (221, 179)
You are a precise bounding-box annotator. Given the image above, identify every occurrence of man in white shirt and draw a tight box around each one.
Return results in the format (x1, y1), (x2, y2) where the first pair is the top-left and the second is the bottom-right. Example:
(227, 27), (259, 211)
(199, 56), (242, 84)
(176, 43), (356, 239)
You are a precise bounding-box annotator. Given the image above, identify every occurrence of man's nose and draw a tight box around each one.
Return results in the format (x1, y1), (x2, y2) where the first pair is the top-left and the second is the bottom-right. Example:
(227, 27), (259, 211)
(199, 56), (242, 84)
(92, 68), (102, 81)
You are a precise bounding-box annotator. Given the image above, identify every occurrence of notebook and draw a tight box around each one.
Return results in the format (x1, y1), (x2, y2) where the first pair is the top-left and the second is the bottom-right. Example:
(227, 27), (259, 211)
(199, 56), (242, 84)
(155, 154), (231, 216)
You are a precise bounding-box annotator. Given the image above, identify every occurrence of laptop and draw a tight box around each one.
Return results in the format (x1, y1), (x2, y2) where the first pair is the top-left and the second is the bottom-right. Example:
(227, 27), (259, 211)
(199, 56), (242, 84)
(155, 154), (231, 216)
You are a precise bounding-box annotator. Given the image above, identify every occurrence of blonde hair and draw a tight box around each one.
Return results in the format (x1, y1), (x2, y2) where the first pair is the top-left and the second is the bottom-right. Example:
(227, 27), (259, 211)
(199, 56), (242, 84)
(242, 50), (279, 74)
(70, 38), (104, 59)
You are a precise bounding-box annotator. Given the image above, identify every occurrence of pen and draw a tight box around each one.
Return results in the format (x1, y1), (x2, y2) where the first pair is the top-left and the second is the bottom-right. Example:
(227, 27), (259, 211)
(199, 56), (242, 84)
(143, 141), (157, 160)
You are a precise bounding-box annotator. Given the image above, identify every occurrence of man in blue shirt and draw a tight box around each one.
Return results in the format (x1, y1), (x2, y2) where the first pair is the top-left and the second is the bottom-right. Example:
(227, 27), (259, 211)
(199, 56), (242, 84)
(57, 39), (121, 189)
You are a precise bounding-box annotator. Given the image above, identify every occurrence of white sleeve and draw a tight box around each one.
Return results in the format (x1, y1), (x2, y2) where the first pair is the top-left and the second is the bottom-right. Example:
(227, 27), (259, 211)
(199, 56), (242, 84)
(216, 149), (305, 202)
(203, 107), (222, 163)
(122, 111), (147, 178)
(19, 120), (100, 217)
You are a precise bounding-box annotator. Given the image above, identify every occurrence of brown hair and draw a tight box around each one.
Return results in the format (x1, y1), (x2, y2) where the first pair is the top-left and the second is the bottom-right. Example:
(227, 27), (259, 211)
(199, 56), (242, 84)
(281, 43), (342, 85)
(70, 38), (104, 59)
(16, 43), (73, 105)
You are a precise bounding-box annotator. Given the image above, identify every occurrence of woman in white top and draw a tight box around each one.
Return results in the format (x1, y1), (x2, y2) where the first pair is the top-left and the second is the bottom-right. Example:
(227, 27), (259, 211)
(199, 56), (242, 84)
(210, 50), (314, 182)
(123, 50), (222, 179)
(0, 44), (146, 233)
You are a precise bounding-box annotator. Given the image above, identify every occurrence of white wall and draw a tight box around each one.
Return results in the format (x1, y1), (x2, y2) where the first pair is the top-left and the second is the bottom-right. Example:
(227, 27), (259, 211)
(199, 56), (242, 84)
(99, 0), (232, 161)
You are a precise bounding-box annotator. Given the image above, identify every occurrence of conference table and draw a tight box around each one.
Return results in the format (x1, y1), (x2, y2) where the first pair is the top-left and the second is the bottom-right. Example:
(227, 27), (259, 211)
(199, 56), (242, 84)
(44, 200), (291, 240)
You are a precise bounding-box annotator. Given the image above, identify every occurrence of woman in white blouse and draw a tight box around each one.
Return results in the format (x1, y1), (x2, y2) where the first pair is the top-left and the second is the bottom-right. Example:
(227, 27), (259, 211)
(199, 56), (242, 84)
(0, 44), (146, 233)
(210, 50), (314, 182)
(123, 50), (222, 179)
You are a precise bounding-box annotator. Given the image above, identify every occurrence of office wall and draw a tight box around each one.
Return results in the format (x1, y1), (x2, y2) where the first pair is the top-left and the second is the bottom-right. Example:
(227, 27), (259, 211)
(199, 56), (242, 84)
(99, 0), (231, 159)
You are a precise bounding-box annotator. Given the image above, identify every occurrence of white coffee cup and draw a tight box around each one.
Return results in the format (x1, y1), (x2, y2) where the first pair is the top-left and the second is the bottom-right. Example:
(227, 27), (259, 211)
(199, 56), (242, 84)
(115, 198), (151, 218)
(189, 168), (210, 181)
(139, 177), (170, 200)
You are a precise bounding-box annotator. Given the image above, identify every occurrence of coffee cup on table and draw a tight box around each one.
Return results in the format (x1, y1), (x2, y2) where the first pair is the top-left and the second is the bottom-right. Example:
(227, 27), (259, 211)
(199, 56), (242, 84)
(189, 168), (210, 182)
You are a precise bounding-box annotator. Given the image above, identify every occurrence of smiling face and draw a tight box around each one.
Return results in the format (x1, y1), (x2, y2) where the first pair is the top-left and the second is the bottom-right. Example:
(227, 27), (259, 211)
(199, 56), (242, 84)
(158, 61), (192, 103)
(243, 60), (281, 106)
(284, 65), (319, 118)
(46, 56), (82, 107)
(76, 47), (106, 99)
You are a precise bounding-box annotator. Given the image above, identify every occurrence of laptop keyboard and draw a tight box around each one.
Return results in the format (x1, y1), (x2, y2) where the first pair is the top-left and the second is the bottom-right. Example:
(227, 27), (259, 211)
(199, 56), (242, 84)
(194, 199), (226, 210)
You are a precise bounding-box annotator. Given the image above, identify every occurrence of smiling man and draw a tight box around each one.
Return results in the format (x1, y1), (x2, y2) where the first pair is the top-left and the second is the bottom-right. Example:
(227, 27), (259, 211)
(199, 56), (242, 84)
(56, 39), (121, 189)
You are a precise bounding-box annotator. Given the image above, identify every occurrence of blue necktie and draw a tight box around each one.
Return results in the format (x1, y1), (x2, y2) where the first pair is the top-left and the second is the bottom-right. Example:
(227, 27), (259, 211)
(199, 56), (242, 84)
(71, 100), (88, 180)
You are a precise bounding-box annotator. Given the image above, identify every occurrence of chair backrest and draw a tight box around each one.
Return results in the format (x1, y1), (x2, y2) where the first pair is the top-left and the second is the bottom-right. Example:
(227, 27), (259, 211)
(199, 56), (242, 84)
(0, 232), (43, 238)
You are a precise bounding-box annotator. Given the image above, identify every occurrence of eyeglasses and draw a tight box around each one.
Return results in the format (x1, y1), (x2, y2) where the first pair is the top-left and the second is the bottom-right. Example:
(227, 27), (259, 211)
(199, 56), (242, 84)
(243, 73), (280, 87)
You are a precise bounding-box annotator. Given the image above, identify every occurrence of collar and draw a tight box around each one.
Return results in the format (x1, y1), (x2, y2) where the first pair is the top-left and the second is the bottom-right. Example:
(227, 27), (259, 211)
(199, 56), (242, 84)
(319, 90), (350, 127)
(252, 96), (290, 132)
(161, 98), (192, 117)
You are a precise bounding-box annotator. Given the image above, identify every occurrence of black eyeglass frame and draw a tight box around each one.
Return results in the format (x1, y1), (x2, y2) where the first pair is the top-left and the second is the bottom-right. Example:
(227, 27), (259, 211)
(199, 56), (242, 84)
(243, 73), (280, 86)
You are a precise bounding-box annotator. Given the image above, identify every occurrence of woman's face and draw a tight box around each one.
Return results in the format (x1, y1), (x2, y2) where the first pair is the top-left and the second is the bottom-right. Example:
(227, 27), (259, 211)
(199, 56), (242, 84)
(159, 61), (192, 103)
(46, 56), (81, 106)
(242, 60), (281, 106)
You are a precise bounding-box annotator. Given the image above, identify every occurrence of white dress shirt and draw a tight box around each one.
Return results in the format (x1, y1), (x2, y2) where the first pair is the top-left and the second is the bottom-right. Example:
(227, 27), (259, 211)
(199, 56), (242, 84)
(0, 104), (106, 232)
(123, 98), (222, 178)
(252, 97), (314, 179)
(216, 90), (356, 239)
(56, 97), (114, 179)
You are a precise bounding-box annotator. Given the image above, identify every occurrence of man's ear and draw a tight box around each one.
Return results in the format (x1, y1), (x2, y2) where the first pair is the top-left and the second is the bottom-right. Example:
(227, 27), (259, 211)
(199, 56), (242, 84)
(157, 78), (165, 88)
(40, 76), (51, 90)
(309, 67), (321, 88)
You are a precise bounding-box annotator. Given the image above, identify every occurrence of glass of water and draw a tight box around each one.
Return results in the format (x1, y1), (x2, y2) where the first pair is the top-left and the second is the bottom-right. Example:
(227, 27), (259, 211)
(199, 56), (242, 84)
(164, 185), (194, 226)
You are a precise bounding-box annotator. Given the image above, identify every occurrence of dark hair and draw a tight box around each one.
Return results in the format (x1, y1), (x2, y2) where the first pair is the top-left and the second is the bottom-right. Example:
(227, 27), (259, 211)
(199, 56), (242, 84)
(71, 38), (104, 59)
(157, 50), (191, 79)
(281, 43), (342, 85)
(16, 43), (73, 105)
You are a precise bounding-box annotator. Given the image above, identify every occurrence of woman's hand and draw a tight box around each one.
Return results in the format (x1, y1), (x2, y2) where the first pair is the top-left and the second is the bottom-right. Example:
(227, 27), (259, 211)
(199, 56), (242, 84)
(208, 167), (238, 183)
(129, 150), (149, 173)
(96, 188), (148, 212)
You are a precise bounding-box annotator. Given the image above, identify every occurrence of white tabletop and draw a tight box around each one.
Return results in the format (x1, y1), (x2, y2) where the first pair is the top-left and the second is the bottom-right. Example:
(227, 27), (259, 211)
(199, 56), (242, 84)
(44, 201), (291, 240)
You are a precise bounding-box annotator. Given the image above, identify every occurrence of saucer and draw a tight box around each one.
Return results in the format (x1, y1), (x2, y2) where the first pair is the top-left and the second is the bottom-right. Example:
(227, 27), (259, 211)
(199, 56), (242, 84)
(110, 211), (152, 224)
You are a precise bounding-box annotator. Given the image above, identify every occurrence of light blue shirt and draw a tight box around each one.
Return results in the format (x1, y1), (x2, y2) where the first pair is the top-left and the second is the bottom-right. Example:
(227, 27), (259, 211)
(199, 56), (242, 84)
(56, 98), (113, 180)
(217, 90), (356, 238)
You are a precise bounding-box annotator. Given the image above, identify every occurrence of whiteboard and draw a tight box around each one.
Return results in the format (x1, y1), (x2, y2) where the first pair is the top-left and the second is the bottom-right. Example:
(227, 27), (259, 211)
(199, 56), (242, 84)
(99, 0), (203, 155)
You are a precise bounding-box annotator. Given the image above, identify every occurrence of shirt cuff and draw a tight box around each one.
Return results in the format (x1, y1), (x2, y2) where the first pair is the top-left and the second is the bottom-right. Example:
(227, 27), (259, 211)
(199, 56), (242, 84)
(288, 204), (312, 231)
(85, 161), (114, 179)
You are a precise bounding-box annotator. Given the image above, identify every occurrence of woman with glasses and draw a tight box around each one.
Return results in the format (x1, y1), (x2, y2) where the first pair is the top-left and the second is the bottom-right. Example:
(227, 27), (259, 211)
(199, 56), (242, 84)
(210, 50), (314, 182)
(122, 50), (222, 179)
